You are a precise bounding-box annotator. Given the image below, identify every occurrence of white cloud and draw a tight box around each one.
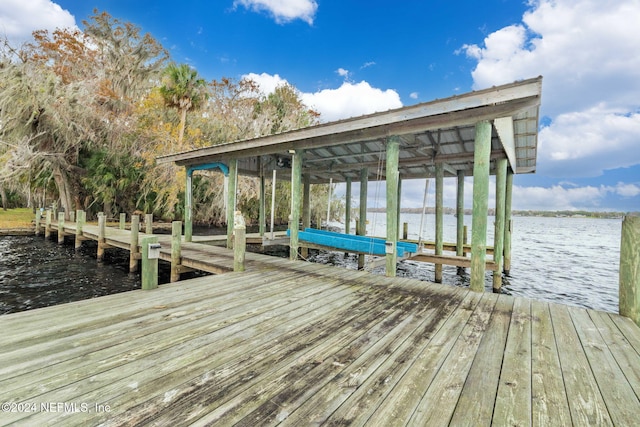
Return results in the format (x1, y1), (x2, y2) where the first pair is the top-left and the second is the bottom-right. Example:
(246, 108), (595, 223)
(234, 0), (318, 25)
(615, 182), (640, 198)
(0, 0), (76, 45)
(410, 92), (419, 100)
(336, 68), (350, 78)
(300, 81), (402, 122)
(460, 0), (640, 183)
(242, 72), (290, 94)
(245, 72), (403, 122)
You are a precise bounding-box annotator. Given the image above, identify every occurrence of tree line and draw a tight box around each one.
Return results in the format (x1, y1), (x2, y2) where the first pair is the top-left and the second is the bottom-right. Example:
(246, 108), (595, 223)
(0, 11), (339, 226)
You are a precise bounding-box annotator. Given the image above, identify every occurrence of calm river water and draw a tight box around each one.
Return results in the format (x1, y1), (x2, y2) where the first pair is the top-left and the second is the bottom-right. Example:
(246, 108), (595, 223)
(0, 215), (622, 315)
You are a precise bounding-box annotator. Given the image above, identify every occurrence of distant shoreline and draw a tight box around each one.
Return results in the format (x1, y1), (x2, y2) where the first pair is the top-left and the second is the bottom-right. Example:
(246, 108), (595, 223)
(367, 207), (636, 219)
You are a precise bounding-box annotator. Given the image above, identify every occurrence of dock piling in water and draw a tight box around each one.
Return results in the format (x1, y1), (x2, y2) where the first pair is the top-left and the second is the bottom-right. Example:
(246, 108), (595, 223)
(170, 221), (182, 282)
(130, 215), (140, 273)
(97, 213), (106, 260)
(57, 212), (65, 244)
(75, 210), (85, 250)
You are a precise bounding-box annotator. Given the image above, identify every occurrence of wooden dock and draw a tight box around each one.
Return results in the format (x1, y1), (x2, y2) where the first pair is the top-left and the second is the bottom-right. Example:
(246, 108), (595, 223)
(2, 246), (640, 425)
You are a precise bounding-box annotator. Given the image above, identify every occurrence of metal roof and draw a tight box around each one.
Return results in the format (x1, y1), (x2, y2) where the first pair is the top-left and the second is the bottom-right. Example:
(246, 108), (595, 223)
(157, 76), (542, 183)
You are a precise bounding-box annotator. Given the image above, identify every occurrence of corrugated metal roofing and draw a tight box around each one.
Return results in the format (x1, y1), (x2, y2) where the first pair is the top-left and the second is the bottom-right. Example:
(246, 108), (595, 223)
(157, 77), (543, 183)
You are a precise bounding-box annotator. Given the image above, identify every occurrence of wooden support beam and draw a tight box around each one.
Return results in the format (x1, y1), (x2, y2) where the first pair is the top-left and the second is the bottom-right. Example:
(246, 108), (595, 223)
(171, 221), (182, 282)
(345, 177), (352, 234)
(301, 174), (311, 258)
(226, 159), (238, 249)
(290, 149), (303, 260)
(494, 117), (517, 173)
(504, 170), (514, 275)
(34, 210), (41, 236)
(620, 216), (640, 326)
(456, 169), (465, 275)
(45, 209), (51, 239)
(234, 212), (246, 272)
(97, 213), (106, 261)
(259, 173), (266, 237)
(145, 213), (153, 235)
(141, 236), (159, 290)
(358, 168), (368, 270)
(130, 215), (139, 273)
(470, 120), (492, 292)
(185, 168), (193, 242)
(493, 158), (507, 291)
(435, 162), (444, 282)
(57, 212), (65, 244)
(75, 210), (85, 251)
(386, 136), (400, 277)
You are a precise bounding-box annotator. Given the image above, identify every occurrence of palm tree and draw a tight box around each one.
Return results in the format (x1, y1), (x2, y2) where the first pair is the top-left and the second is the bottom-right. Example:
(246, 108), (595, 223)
(159, 63), (208, 147)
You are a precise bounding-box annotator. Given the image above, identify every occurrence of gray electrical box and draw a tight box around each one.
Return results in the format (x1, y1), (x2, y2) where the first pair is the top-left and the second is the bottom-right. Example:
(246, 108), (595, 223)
(148, 243), (161, 259)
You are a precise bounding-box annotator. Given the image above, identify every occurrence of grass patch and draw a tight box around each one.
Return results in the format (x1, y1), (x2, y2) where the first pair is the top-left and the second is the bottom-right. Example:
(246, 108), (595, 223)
(0, 208), (34, 228)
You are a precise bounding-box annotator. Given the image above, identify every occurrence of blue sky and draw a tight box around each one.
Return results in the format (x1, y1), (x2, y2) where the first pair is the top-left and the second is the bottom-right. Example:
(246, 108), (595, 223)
(2, 0), (639, 212)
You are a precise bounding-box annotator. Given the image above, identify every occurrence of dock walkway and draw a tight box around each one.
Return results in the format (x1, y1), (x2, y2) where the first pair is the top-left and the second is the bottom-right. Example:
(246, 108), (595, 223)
(1, 251), (640, 425)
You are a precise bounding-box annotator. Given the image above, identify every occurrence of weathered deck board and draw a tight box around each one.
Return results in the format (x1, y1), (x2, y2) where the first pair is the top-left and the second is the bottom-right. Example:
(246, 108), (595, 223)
(3, 228), (640, 426)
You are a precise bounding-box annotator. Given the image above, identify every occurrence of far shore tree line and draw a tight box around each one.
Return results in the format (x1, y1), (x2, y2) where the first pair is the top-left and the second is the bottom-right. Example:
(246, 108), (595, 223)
(0, 11), (343, 226)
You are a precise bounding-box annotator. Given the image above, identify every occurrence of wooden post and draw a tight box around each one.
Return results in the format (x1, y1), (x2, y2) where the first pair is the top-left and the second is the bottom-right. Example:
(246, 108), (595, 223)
(270, 169), (277, 240)
(493, 158), (507, 292)
(185, 168), (193, 242)
(57, 212), (65, 244)
(290, 150), (303, 260)
(97, 213), (106, 261)
(435, 162), (444, 282)
(345, 177), (352, 234)
(141, 236), (159, 290)
(227, 159), (238, 249)
(358, 168), (368, 270)
(145, 213), (153, 235)
(75, 210), (85, 251)
(385, 136), (400, 277)
(45, 209), (52, 239)
(130, 214), (139, 273)
(470, 120), (492, 292)
(325, 177), (333, 229)
(456, 170), (465, 274)
(397, 178), (403, 239)
(234, 211), (246, 272)
(35, 210), (41, 236)
(403, 222), (409, 240)
(259, 173), (266, 237)
(171, 221), (182, 282)
(504, 170), (514, 275)
(301, 173), (311, 258)
(69, 210), (75, 222)
(620, 216), (640, 326)
(119, 213), (126, 230)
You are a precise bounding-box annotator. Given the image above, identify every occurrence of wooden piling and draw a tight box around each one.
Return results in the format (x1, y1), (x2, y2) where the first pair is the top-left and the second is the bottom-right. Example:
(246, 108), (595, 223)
(301, 173), (311, 259)
(470, 120), (491, 292)
(185, 169), (193, 242)
(35, 210), (41, 236)
(227, 159), (238, 249)
(69, 210), (75, 222)
(141, 236), (159, 290)
(504, 171), (514, 275)
(119, 213), (126, 230)
(130, 215), (140, 273)
(57, 212), (65, 244)
(385, 136), (399, 277)
(75, 210), (85, 250)
(234, 211), (246, 272)
(435, 162), (444, 283)
(345, 177), (352, 235)
(171, 221), (182, 282)
(97, 213), (106, 261)
(456, 170), (465, 261)
(45, 210), (52, 239)
(290, 150), (303, 261)
(403, 222), (408, 240)
(620, 216), (640, 326)
(358, 168), (368, 270)
(259, 174), (266, 237)
(145, 213), (153, 235)
(493, 158), (507, 292)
